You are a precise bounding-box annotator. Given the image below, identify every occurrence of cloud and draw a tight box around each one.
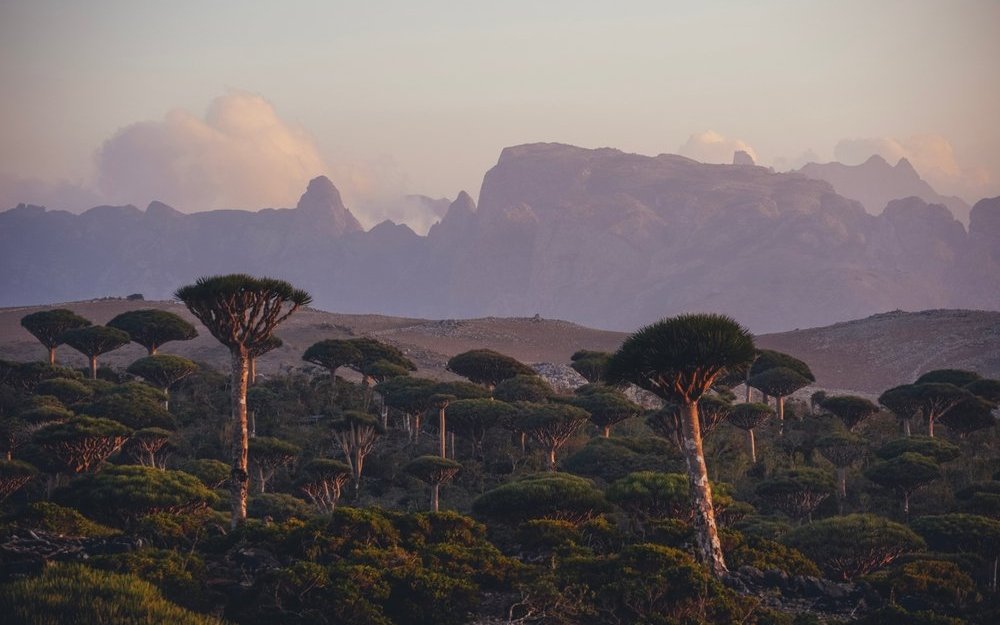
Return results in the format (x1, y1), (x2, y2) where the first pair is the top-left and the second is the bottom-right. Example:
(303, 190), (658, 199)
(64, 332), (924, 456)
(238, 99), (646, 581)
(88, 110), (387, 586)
(678, 130), (758, 165)
(772, 148), (821, 172)
(834, 135), (992, 202)
(96, 91), (328, 211)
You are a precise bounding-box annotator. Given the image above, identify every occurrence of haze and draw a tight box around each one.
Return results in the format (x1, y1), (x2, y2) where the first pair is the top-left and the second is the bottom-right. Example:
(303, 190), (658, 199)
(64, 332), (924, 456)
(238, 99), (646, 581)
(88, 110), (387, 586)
(1, 0), (999, 230)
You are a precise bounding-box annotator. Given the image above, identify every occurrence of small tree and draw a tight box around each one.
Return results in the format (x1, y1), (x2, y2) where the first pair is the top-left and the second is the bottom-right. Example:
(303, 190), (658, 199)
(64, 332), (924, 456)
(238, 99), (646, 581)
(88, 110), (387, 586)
(727, 402), (774, 463)
(34, 416), (131, 474)
(175, 273), (311, 529)
(59, 326), (131, 379)
(879, 384), (923, 437)
(377, 376), (437, 439)
(472, 472), (609, 526)
(569, 350), (612, 384)
(876, 436), (960, 463)
(939, 396), (996, 437)
(912, 383), (976, 438)
(124, 427), (173, 468)
(329, 410), (384, 497)
(302, 339), (363, 394)
(20, 309), (91, 365)
(606, 471), (691, 522)
(865, 452), (942, 518)
(819, 395), (879, 431)
(34, 378), (93, 407)
(405, 455), (462, 512)
(572, 387), (642, 438)
(249, 436), (300, 493)
(126, 355), (198, 410)
(297, 458), (352, 514)
(493, 374), (551, 403)
(912, 513), (1000, 592)
(748, 366), (812, 435)
(519, 401), (591, 471)
(446, 398), (516, 460)
(782, 514), (924, 580)
(447, 349), (534, 389)
(755, 467), (836, 523)
(816, 431), (866, 511)
(107, 309), (197, 355)
(915, 369), (981, 387)
(248, 335), (282, 385)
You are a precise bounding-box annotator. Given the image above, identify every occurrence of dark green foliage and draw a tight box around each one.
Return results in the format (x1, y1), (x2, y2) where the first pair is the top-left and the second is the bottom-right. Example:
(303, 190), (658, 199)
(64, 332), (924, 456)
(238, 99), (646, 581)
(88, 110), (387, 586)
(0, 361), (82, 392)
(723, 531), (821, 577)
(446, 349), (534, 388)
(0, 562), (223, 625)
(179, 459), (230, 489)
(911, 514), (1000, 556)
(405, 455), (462, 485)
(915, 369), (981, 387)
(815, 431), (866, 468)
(248, 492), (313, 521)
(127, 355), (198, 392)
(876, 436), (960, 463)
(472, 473), (609, 525)
(19, 309), (91, 358)
(33, 416), (131, 473)
(249, 436), (300, 492)
(430, 380), (490, 401)
(939, 396), (996, 435)
(302, 339), (363, 376)
(107, 309), (197, 354)
(493, 374), (551, 403)
(964, 377), (1000, 403)
(8, 501), (120, 537)
(782, 514), (924, 580)
(867, 560), (978, 612)
(850, 605), (967, 625)
(123, 427), (173, 467)
(755, 468), (835, 521)
(607, 471), (690, 520)
(748, 366), (812, 400)
(819, 394), (879, 430)
(81, 388), (176, 430)
(561, 436), (683, 482)
(606, 313), (756, 402)
(90, 548), (212, 613)
(445, 398), (516, 459)
(864, 452), (942, 509)
(57, 465), (218, 525)
(33, 377), (93, 406)
(572, 387), (642, 436)
(879, 384), (923, 422)
(174, 274), (312, 349)
(750, 349), (815, 382)
(59, 325), (131, 359)
(517, 401), (591, 470)
(569, 350), (611, 384)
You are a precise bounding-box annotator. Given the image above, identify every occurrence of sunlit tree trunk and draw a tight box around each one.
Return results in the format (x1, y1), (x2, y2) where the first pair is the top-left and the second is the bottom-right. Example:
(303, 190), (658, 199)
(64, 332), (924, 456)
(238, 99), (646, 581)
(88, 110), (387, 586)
(88, 355), (97, 380)
(681, 401), (727, 576)
(439, 406), (447, 458)
(48, 347), (56, 366)
(748, 429), (757, 464)
(431, 483), (440, 512)
(230, 346), (250, 529)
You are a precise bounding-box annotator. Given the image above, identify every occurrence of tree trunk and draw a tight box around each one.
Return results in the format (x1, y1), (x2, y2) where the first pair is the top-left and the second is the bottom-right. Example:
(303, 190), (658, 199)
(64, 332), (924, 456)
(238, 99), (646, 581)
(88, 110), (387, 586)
(230, 347), (250, 529)
(439, 407), (447, 458)
(928, 415), (935, 438)
(903, 491), (910, 519)
(903, 418), (911, 437)
(837, 467), (847, 514)
(48, 346), (56, 366)
(547, 448), (557, 471)
(680, 400), (727, 576)
(248, 356), (257, 386)
(431, 483), (440, 513)
(449, 432), (455, 459)
(148, 345), (157, 356)
(602, 426), (611, 438)
(748, 429), (756, 464)
(249, 410), (256, 439)
(163, 389), (170, 412)
(777, 395), (785, 436)
(89, 355), (97, 380)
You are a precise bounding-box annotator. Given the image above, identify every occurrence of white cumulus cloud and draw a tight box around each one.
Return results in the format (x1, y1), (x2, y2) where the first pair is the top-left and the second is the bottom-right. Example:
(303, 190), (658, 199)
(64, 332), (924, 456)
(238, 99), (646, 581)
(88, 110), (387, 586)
(678, 130), (758, 165)
(96, 91), (328, 211)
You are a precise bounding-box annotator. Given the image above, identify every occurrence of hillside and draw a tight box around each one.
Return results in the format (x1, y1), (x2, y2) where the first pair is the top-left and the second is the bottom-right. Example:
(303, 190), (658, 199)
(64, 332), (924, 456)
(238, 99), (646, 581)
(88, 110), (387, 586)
(1, 300), (997, 395)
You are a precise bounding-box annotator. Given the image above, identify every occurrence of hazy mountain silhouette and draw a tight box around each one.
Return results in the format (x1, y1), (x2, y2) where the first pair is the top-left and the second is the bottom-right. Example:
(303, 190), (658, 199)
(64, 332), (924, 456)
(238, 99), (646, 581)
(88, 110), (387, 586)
(2, 143), (998, 333)
(797, 155), (971, 224)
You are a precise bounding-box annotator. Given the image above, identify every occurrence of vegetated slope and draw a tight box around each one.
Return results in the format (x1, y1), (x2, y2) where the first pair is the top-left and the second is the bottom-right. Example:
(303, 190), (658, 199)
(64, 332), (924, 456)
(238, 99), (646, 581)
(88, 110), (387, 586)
(3, 144), (999, 334)
(1, 300), (996, 395)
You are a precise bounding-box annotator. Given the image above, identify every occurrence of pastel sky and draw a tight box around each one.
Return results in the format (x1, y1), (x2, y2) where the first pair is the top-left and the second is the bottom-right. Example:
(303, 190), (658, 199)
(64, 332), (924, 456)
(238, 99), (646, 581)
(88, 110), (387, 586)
(1, 0), (998, 227)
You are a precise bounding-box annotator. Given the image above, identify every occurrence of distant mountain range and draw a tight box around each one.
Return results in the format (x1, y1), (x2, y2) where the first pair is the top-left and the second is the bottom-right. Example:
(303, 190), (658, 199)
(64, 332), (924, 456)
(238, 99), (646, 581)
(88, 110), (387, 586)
(796, 155), (971, 224)
(1, 143), (998, 333)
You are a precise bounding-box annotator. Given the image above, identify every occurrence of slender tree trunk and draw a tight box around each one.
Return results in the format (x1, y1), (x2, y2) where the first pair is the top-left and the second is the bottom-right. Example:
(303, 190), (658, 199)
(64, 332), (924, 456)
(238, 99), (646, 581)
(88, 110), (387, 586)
(903, 418), (911, 437)
(148, 346), (157, 356)
(837, 467), (847, 514)
(431, 483), (440, 512)
(163, 389), (170, 412)
(903, 491), (910, 519)
(439, 407), (447, 458)
(230, 347), (250, 529)
(89, 355), (97, 380)
(748, 429), (756, 464)
(777, 395), (785, 436)
(449, 432), (455, 459)
(547, 448), (557, 471)
(48, 346), (56, 366)
(928, 415), (935, 438)
(680, 400), (727, 576)
(249, 410), (256, 439)
(602, 426), (611, 438)
(248, 357), (257, 386)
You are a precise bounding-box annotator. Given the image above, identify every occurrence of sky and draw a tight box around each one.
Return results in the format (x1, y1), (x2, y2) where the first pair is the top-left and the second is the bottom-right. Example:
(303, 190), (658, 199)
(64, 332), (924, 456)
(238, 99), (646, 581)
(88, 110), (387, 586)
(1, 0), (998, 230)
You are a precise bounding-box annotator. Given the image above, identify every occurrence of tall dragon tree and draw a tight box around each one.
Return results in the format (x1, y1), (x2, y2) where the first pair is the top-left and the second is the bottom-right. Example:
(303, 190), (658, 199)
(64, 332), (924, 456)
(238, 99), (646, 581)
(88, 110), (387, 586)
(175, 274), (310, 529)
(606, 313), (755, 576)
(20, 309), (92, 366)
(107, 309), (197, 355)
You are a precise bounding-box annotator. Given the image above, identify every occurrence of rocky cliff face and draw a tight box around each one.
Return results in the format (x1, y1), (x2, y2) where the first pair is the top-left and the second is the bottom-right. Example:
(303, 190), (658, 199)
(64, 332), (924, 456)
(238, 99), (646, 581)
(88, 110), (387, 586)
(1, 145), (997, 333)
